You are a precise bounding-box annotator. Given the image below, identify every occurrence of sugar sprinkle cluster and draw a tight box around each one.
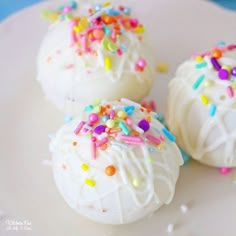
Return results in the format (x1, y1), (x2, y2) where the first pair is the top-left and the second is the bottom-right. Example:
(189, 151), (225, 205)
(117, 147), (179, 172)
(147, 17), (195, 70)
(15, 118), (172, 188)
(192, 42), (236, 117)
(43, 1), (147, 72)
(66, 98), (176, 187)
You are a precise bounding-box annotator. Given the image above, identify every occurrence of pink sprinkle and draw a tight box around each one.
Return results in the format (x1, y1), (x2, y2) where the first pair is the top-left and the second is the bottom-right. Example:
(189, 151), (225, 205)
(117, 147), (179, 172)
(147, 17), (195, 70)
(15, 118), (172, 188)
(160, 135), (165, 142)
(80, 35), (87, 52)
(91, 138), (97, 159)
(71, 31), (78, 45)
(63, 6), (72, 14)
(125, 117), (133, 125)
(96, 138), (108, 147)
(117, 48), (123, 56)
(227, 44), (236, 50)
(119, 135), (143, 144)
(227, 86), (234, 98)
(56, 50), (61, 54)
(130, 18), (139, 28)
(109, 110), (116, 119)
(219, 167), (232, 175)
(150, 100), (157, 111)
(65, 64), (74, 69)
(145, 134), (161, 145)
(74, 121), (85, 135)
(70, 20), (76, 28)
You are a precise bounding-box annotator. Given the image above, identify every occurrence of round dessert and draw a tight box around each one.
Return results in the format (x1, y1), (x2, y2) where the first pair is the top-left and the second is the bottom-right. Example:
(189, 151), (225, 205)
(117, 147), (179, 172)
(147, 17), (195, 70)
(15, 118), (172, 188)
(37, 1), (156, 114)
(50, 98), (183, 224)
(166, 43), (236, 167)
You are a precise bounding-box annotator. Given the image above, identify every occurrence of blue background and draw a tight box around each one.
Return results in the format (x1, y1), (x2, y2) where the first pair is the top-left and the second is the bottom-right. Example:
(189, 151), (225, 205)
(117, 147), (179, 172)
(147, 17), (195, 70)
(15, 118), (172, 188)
(0, 0), (235, 21)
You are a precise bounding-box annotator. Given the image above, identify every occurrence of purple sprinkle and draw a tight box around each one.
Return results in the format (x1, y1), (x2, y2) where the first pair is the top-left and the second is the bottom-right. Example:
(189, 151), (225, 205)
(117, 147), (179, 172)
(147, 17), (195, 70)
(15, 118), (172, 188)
(231, 67), (236, 77)
(138, 119), (150, 132)
(218, 69), (229, 80)
(94, 125), (106, 134)
(210, 57), (221, 71)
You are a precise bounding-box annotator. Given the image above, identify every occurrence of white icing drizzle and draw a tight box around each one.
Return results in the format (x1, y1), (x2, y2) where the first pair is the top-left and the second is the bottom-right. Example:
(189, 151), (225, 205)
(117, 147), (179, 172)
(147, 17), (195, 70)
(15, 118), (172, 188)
(51, 100), (182, 224)
(167, 50), (236, 167)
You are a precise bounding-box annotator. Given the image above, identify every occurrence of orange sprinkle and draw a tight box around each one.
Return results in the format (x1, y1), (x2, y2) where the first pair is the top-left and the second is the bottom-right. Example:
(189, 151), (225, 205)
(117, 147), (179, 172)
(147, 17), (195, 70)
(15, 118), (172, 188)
(73, 141), (77, 146)
(105, 165), (116, 176)
(109, 128), (121, 134)
(146, 116), (151, 123)
(102, 15), (116, 24)
(106, 104), (111, 109)
(100, 143), (108, 150)
(146, 108), (151, 113)
(140, 108), (144, 112)
(134, 131), (140, 137)
(211, 48), (222, 59)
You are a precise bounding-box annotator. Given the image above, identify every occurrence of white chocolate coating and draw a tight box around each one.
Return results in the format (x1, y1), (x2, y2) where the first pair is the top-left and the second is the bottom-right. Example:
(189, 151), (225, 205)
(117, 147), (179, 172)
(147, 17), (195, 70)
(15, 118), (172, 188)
(50, 99), (183, 224)
(166, 45), (236, 167)
(37, 2), (156, 115)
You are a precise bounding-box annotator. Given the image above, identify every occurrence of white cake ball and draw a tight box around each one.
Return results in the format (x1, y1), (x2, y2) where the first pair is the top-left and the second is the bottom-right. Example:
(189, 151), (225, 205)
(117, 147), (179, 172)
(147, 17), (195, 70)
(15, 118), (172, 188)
(37, 1), (156, 115)
(166, 43), (236, 167)
(50, 99), (183, 224)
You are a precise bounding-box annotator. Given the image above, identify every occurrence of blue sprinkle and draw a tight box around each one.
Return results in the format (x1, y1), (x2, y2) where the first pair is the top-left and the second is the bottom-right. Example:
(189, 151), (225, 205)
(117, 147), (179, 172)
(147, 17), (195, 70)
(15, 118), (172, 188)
(153, 113), (164, 123)
(149, 147), (155, 152)
(102, 116), (109, 123)
(84, 105), (94, 111)
(64, 115), (73, 123)
(162, 127), (176, 142)
(94, 4), (102, 12)
(192, 74), (205, 90)
(106, 9), (120, 15)
(209, 104), (217, 117)
(123, 7), (131, 15)
(124, 106), (135, 115)
(69, 1), (77, 9)
(179, 147), (190, 164)
(217, 41), (226, 47)
(121, 44), (127, 52)
(57, 5), (64, 12)
(195, 61), (207, 69)
(120, 29), (125, 35)
(103, 26), (111, 35)
(60, 14), (66, 20)
(119, 121), (130, 135)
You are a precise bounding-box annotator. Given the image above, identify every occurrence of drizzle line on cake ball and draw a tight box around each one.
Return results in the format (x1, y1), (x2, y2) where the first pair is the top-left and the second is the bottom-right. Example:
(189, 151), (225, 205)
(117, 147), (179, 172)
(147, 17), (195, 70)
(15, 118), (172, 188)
(42, 1), (147, 72)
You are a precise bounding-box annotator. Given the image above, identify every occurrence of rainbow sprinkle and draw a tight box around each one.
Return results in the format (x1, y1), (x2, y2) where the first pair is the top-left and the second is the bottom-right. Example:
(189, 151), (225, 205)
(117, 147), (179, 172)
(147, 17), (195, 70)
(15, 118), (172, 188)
(43, 1), (147, 72)
(192, 43), (236, 116)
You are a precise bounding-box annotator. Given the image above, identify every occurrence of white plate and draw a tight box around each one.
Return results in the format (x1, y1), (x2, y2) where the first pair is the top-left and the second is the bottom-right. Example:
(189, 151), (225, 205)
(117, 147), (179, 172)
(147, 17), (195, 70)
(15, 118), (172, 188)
(1, 0), (236, 235)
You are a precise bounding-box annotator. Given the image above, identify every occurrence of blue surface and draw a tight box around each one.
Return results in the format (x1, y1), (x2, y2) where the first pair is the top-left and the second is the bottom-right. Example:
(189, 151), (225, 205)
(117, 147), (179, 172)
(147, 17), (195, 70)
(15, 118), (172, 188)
(0, 0), (44, 21)
(0, 0), (236, 21)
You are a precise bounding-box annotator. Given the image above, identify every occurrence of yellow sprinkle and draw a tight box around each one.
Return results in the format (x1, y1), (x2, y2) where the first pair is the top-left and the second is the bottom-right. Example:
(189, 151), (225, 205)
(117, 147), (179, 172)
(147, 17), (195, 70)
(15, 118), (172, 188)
(81, 163), (89, 171)
(157, 143), (166, 150)
(92, 98), (101, 106)
(73, 26), (80, 33)
(117, 110), (127, 119)
(232, 84), (236, 90)
(103, 2), (111, 6)
(195, 56), (203, 62)
(85, 178), (96, 187)
(157, 63), (168, 73)
(93, 105), (101, 113)
(222, 65), (231, 72)
(148, 157), (153, 163)
(132, 177), (141, 187)
(204, 79), (214, 87)
(104, 56), (112, 70)
(134, 26), (145, 33)
(200, 95), (209, 105)
(106, 119), (116, 128)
